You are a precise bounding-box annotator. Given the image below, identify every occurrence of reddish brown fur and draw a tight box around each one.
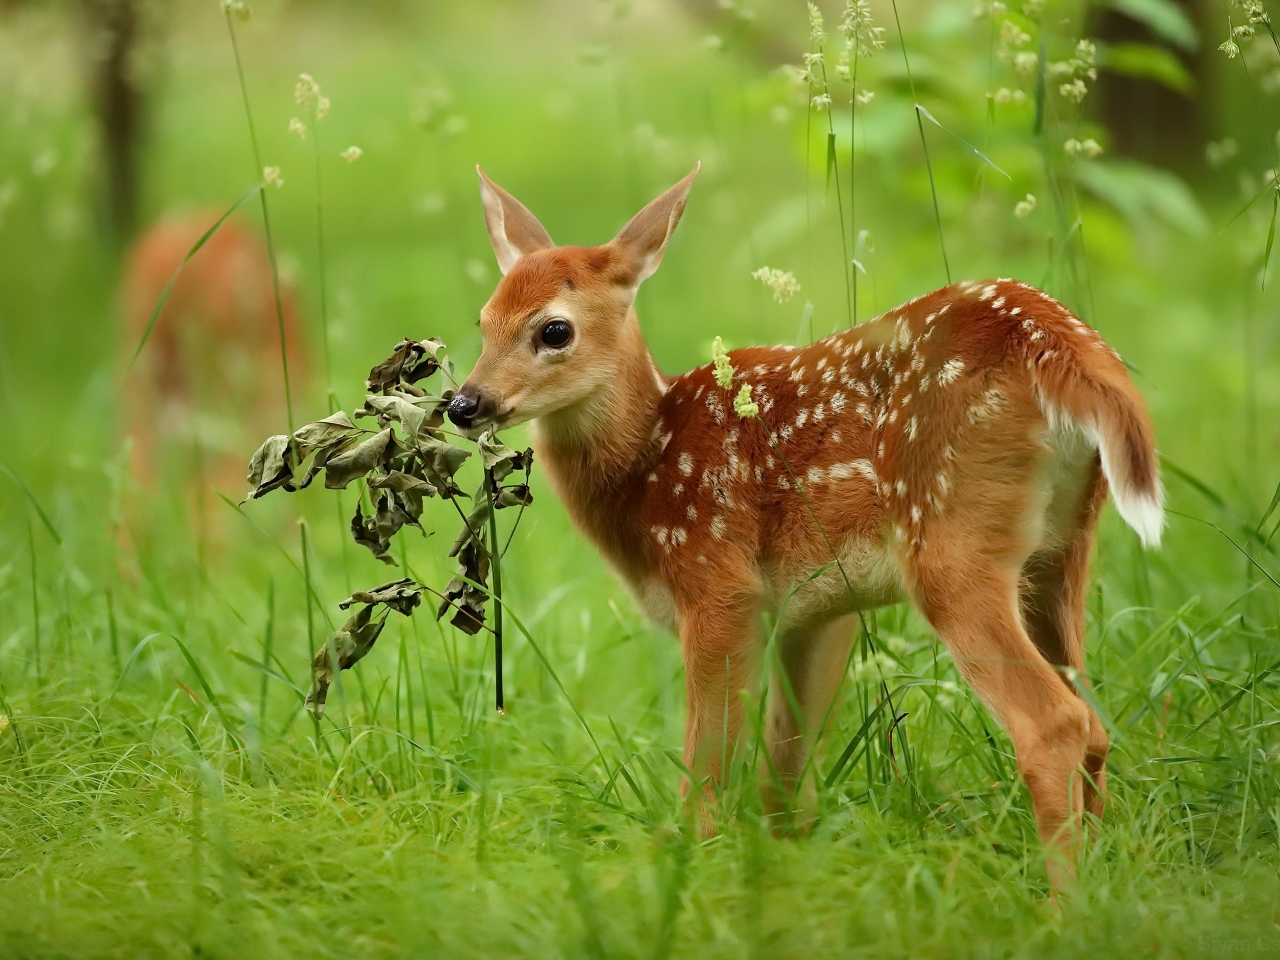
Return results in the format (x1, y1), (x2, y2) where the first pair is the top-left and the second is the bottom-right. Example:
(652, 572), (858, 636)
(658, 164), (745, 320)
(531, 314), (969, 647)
(465, 170), (1161, 887)
(119, 213), (307, 495)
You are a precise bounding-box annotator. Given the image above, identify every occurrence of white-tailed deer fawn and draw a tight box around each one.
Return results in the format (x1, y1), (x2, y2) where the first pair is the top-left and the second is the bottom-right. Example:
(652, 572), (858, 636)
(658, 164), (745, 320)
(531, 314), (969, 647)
(120, 213), (307, 497)
(450, 165), (1162, 884)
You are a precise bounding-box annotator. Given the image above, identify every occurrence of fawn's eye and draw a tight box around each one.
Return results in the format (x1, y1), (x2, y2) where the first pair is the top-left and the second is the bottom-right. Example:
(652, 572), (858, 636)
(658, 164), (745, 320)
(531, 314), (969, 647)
(539, 319), (573, 350)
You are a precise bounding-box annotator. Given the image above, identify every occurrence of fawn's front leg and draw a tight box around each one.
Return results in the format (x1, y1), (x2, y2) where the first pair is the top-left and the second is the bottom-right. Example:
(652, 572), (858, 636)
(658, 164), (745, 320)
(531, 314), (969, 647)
(676, 588), (760, 837)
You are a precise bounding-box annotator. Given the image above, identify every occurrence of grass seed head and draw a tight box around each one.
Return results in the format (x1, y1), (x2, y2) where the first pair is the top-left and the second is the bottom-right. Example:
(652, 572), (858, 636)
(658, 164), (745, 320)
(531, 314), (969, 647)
(751, 266), (801, 303)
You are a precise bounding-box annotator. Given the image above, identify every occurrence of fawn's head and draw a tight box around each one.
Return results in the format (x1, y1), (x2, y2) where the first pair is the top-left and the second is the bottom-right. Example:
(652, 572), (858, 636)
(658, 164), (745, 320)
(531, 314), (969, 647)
(447, 165), (699, 434)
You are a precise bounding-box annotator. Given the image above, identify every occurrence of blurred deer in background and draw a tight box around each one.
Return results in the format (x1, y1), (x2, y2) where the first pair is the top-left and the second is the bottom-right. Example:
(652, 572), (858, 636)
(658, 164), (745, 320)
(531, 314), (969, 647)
(119, 212), (307, 502)
(448, 165), (1162, 886)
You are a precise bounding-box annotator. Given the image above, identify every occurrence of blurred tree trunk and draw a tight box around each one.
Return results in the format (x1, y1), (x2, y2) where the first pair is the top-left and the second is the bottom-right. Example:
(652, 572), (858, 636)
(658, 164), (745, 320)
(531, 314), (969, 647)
(1089, 0), (1209, 176)
(82, 0), (146, 242)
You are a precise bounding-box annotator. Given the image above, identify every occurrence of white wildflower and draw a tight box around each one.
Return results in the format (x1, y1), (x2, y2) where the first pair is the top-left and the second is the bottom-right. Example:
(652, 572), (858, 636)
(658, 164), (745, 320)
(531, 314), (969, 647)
(295, 73), (321, 109)
(734, 384), (759, 419)
(1014, 193), (1036, 217)
(811, 93), (832, 110)
(1014, 51), (1038, 76)
(1080, 137), (1102, 158)
(803, 51), (825, 68)
(1059, 78), (1088, 102)
(288, 117), (306, 139)
(340, 145), (362, 163)
(752, 266), (801, 303)
(1001, 19), (1031, 47)
(855, 88), (875, 104)
(262, 165), (284, 188)
(1241, 0), (1269, 25)
(1221, 38), (1241, 58)
(220, 0), (251, 19)
(316, 96), (330, 120)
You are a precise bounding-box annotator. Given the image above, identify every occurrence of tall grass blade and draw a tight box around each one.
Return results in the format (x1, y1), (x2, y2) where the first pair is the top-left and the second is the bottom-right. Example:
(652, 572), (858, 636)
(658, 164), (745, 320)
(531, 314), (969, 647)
(890, 0), (949, 282)
(915, 105), (1011, 180)
(2, 462), (62, 544)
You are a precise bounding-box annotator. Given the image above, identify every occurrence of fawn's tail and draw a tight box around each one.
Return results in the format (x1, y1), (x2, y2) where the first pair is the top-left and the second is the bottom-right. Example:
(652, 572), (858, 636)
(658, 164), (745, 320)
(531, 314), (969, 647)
(1026, 330), (1164, 548)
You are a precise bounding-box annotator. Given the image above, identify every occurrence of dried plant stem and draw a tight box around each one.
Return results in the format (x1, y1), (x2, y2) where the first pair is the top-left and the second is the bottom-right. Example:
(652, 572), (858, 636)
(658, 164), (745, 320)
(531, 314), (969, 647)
(224, 12), (296, 432)
(486, 466), (505, 715)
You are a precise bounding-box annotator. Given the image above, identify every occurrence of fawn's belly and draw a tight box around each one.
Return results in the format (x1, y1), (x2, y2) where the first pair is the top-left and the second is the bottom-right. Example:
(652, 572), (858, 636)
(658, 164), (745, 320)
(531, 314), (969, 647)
(773, 534), (906, 627)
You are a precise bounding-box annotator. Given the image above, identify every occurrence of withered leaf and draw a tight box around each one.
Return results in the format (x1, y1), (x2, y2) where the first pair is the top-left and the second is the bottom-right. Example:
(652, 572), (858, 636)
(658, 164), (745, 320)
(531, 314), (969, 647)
(360, 394), (426, 444)
(365, 338), (445, 394)
(340, 578), (423, 615)
(324, 428), (398, 490)
(245, 435), (299, 500)
(307, 580), (426, 716)
(437, 537), (491, 636)
(477, 432), (534, 484)
(306, 604), (386, 717)
(449, 499), (492, 557)
(298, 435), (360, 490)
(350, 500), (394, 564)
(293, 411), (360, 450)
(416, 436), (471, 497)
(494, 484), (534, 509)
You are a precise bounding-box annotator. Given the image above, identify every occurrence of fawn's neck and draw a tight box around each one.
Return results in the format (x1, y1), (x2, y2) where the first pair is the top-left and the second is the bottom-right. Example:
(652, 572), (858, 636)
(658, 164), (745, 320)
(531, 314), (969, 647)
(532, 309), (664, 573)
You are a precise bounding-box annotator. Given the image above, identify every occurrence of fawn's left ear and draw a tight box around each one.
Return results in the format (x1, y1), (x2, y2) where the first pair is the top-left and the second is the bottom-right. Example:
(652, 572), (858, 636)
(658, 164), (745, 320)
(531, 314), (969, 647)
(610, 163), (700, 285)
(477, 167), (555, 275)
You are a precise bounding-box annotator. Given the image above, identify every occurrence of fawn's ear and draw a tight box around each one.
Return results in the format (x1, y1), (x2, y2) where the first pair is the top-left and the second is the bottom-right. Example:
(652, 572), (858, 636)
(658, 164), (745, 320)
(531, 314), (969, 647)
(477, 167), (555, 275)
(610, 163), (700, 285)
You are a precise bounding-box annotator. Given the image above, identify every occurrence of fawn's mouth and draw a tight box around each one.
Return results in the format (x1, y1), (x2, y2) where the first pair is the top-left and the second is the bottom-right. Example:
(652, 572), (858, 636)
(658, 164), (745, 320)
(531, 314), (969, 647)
(458, 406), (517, 440)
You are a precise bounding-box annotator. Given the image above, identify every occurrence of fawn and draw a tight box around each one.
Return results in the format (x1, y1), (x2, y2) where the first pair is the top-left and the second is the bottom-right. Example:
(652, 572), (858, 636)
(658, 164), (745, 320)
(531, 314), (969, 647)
(449, 165), (1162, 884)
(119, 213), (307, 497)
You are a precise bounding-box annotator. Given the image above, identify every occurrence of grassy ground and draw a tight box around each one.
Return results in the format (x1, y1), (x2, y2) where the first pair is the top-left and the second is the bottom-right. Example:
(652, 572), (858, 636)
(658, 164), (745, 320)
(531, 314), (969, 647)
(1, 1), (1278, 957)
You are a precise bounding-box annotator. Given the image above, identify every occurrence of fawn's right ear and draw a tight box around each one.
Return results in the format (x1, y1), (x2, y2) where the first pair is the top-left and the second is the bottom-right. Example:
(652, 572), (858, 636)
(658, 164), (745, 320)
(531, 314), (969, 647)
(477, 167), (555, 275)
(610, 162), (700, 285)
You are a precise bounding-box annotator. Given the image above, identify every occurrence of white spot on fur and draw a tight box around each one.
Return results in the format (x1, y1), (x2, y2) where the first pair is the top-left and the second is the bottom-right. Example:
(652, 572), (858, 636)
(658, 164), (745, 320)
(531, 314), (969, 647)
(678, 453), (693, 476)
(938, 359), (965, 385)
(710, 516), (726, 540)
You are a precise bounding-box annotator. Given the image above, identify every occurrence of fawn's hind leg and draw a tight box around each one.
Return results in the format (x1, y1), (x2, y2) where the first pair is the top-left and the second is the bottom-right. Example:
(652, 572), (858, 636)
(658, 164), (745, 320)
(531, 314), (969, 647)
(910, 550), (1094, 886)
(1020, 467), (1110, 818)
(761, 614), (857, 830)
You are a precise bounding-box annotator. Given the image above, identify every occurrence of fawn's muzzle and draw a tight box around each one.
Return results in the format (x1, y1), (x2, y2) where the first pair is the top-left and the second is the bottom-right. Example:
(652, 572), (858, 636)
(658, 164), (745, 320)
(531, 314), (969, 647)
(447, 386), (484, 428)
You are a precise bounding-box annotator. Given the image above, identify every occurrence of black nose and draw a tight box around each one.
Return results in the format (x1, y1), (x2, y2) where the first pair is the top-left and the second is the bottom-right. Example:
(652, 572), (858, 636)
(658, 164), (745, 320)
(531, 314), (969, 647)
(447, 388), (482, 428)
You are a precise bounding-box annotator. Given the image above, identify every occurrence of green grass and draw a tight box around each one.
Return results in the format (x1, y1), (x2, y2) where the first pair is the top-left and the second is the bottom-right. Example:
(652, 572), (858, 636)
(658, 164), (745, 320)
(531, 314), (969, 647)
(1, 1), (1278, 956)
